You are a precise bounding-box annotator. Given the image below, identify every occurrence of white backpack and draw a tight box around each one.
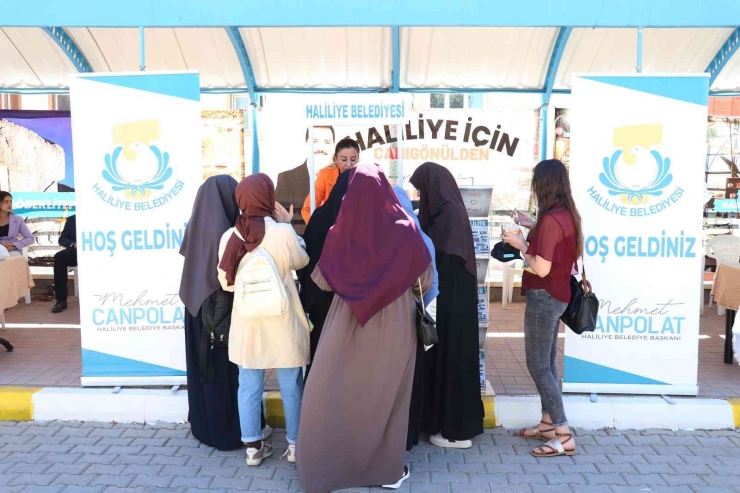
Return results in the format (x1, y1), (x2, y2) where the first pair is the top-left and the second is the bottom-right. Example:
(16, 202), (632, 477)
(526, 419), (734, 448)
(232, 228), (289, 319)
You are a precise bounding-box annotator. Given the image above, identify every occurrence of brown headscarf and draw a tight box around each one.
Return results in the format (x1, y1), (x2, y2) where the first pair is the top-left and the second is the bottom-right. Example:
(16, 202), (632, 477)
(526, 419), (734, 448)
(218, 173), (275, 286)
(410, 162), (477, 278)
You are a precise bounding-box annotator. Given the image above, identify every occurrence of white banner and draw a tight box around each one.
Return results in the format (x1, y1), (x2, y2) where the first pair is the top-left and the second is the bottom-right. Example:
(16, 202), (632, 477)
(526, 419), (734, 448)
(258, 95), (535, 211)
(565, 74), (708, 395)
(303, 94), (408, 126)
(70, 71), (201, 386)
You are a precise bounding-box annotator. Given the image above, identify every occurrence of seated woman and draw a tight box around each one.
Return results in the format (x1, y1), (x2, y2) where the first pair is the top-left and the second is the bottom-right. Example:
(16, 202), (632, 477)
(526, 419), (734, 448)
(300, 138), (359, 224)
(0, 192), (34, 256)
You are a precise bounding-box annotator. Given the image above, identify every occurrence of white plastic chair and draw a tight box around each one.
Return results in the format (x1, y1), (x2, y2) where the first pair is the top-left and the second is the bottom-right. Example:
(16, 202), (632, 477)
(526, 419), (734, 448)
(21, 246), (31, 304)
(707, 235), (740, 315)
(501, 259), (524, 308)
(68, 266), (79, 298)
(707, 234), (740, 266)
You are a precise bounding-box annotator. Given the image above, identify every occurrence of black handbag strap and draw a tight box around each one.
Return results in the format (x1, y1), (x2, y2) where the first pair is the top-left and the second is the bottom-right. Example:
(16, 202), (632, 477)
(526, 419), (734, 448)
(417, 278), (430, 315)
(579, 256), (593, 296)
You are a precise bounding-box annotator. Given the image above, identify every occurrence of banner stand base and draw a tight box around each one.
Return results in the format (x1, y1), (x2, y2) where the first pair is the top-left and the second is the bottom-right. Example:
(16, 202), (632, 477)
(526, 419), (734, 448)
(563, 382), (698, 396)
(81, 376), (188, 387)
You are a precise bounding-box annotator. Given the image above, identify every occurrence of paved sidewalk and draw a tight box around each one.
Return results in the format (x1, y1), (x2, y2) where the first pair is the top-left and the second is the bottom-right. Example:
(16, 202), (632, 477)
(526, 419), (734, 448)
(1, 422), (740, 493)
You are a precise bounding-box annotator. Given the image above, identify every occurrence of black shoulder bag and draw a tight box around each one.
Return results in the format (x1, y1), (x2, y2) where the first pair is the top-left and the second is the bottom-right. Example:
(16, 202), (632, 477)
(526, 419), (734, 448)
(199, 288), (234, 383)
(560, 260), (599, 335)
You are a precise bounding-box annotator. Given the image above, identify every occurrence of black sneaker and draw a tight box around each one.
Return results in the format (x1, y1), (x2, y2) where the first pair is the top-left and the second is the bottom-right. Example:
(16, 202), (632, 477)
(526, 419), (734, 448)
(382, 466), (410, 489)
(52, 301), (67, 314)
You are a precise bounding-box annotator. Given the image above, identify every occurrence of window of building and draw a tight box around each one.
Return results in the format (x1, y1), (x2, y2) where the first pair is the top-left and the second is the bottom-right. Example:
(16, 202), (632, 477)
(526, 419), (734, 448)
(429, 94), (445, 109)
(427, 93), (469, 110)
(449, 94), (464, 109)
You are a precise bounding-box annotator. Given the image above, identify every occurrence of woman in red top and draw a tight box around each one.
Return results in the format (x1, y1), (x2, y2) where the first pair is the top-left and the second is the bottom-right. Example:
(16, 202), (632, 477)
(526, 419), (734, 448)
(503, 159), (583, 458)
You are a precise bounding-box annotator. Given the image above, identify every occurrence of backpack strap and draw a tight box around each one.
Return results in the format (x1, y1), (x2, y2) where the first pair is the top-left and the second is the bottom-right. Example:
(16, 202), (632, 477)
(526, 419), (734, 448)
(231, 222), (275, 248)
(234, 224), (289, 286)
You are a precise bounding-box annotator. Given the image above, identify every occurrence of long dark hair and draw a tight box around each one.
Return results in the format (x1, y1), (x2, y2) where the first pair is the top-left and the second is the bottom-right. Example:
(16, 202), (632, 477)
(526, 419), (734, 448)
(531, 159), (583, 257)
(0, 191), (12, 211)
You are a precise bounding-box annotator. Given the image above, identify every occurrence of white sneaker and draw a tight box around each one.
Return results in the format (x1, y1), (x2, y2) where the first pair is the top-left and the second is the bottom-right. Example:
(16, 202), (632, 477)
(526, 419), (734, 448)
(383, 466), (410, 489)
(242, 426), (273, 446)
(429, 433), (472, 449)
(246, 442), (273, 466)
(262, 425), (273, 440)
(280, 444), (296, 463)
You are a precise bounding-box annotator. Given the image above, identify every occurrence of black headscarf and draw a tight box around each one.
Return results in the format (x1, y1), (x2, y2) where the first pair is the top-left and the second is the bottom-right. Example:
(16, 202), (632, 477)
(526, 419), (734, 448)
(410, 162), (477, 278)
(298, 170), (351, 311)
(179, 175), (240, 316)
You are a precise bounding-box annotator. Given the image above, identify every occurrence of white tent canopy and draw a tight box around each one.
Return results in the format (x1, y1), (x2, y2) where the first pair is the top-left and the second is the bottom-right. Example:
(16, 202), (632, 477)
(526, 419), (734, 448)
(0, 27), (739, 93)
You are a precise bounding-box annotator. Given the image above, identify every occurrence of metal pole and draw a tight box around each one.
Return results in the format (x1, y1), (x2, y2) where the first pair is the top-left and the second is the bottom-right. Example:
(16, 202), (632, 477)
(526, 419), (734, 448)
(391, 26), (400, 93)
(539, 102), (549, 161)
(308, 126), (316, 213)
(251, 102), (260, 174)
(397, 123), (403, 187)
(637, 27), (643, 73)
(139, 27), (146, 71)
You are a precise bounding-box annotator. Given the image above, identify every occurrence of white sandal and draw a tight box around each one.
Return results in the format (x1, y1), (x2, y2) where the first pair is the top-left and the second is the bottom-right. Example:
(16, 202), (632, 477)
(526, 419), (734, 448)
(531, 433), (577, 457)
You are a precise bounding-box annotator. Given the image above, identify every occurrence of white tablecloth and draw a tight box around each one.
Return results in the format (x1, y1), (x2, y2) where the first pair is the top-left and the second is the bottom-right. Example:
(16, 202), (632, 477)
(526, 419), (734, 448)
(0, 256), (34, 313)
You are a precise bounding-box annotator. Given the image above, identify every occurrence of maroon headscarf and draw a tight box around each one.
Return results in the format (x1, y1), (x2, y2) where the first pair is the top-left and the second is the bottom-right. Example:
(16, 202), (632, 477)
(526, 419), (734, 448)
(410, 162), (477, 278)
(219, 173), (275, 286)
(319, 163), (431, 326)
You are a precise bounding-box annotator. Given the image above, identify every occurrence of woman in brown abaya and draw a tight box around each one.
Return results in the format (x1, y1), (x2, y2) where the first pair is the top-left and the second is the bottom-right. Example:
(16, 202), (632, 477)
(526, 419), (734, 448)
(297, 163), (433, 492)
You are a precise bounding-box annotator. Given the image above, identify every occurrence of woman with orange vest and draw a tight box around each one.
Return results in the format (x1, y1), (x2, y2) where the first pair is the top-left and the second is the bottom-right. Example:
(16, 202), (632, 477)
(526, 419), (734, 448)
(301, 138), (360, 224)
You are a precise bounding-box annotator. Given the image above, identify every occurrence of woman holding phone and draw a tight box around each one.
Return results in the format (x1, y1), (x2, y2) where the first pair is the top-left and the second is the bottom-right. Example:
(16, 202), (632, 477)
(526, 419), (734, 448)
(502, 159), (582, 458)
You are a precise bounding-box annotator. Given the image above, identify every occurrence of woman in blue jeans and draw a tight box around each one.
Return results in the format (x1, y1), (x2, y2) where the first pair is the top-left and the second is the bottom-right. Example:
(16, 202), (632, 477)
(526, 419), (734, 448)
(218, 174), (310, 466)
(503, 159), (583, 458)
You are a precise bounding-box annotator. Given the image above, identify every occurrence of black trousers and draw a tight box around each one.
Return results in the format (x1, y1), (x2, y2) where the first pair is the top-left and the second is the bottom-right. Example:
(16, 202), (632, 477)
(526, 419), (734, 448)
(54, 248), (77, 302)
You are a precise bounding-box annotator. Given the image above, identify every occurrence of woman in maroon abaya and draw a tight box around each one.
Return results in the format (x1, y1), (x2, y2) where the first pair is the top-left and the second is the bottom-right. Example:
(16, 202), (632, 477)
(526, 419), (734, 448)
(297, 163), (433, 492)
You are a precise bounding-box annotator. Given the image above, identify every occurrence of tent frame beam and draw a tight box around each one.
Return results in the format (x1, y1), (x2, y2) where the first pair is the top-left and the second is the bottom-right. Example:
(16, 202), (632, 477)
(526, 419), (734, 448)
(42, 27), (92, 73)
(3, 87), (740, 96)
(540, 27), (572, 161)
(5, 0), (740, 28)
(707, 27), (740, 87)
(225, 26), (258, 104)
(17, 24), (740, 96)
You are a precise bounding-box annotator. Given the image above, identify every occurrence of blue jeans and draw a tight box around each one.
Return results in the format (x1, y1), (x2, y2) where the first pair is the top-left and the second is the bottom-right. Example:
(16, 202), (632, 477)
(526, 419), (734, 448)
(524, 290), (569, 427)
(237, 366), (304, 444)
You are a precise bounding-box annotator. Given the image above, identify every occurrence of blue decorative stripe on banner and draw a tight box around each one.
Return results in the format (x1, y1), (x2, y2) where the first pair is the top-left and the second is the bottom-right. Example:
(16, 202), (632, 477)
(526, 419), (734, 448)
(581, 76), (709, 107)
(564, 356), (668, 386)
(82, 349), (186, 377)
(82, 74), (200, 102)
(11, 192), (75, 218)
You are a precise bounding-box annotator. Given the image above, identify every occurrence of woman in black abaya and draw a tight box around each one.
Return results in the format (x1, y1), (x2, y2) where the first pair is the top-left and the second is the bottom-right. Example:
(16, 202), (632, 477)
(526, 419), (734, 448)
(179, 175), (266, 450)
(410, 162), (484, 449)
(297, 170), (350, 379)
